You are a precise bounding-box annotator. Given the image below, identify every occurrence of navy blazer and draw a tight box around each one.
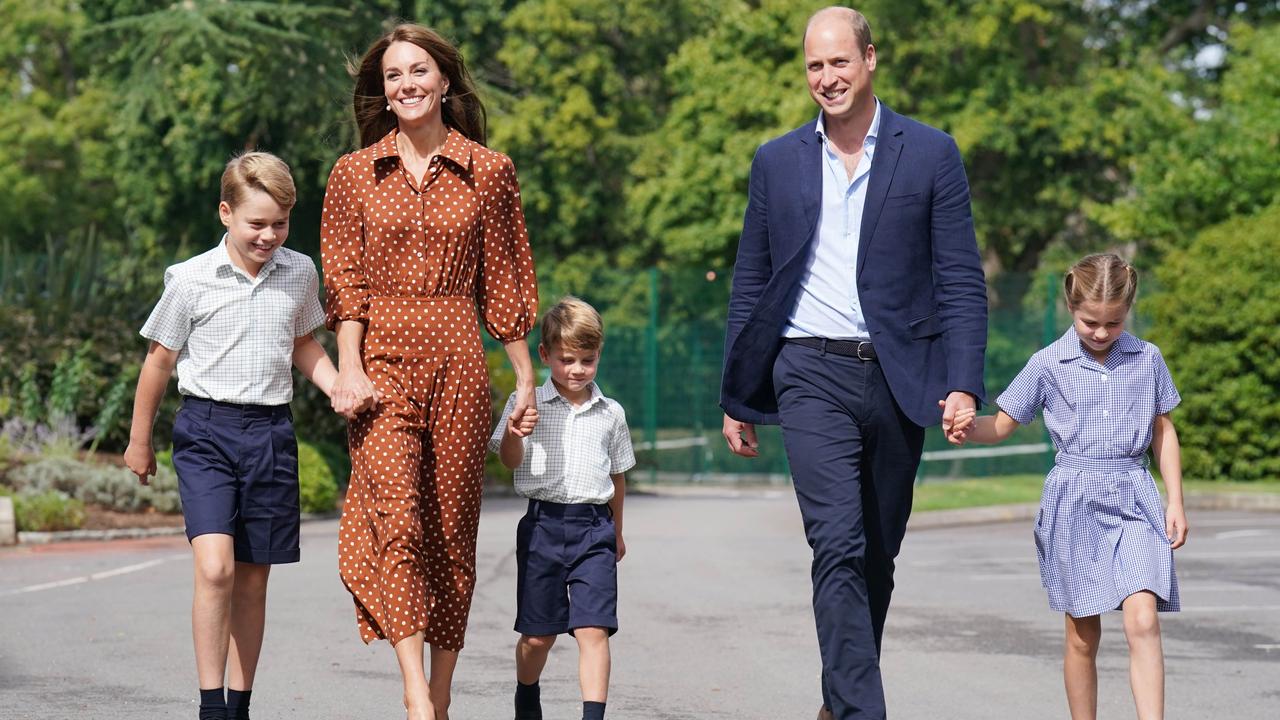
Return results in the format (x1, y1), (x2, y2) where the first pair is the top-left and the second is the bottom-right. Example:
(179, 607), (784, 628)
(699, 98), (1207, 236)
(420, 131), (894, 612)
(720, 104), (988, 427)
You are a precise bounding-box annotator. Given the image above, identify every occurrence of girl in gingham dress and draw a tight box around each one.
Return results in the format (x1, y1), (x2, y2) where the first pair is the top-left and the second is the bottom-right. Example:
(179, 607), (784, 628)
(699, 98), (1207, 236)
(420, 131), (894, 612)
(952, 253), (1188, 720)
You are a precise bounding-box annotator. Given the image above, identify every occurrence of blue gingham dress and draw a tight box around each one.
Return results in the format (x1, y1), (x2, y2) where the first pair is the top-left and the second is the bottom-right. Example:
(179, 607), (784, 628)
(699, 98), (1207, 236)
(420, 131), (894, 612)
(998, 329), (1181, 617)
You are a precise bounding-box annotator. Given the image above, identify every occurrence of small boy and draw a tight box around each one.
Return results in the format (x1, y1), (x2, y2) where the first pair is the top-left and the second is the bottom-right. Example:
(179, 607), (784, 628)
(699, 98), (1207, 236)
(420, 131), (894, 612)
(123, 152), (341, 720)
(490, 296), (636, 720)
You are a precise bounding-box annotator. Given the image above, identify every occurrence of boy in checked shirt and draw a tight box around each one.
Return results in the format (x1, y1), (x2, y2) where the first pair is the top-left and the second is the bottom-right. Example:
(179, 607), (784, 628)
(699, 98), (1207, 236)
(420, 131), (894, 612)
(124, 152), (343, 720)
(491, 296), (635, 720)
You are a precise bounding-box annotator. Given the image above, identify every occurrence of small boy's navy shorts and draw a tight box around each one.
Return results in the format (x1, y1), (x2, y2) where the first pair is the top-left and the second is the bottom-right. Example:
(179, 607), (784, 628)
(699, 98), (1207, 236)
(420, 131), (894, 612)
(171, 396), (301, 564)
(514, 499), (618, 637)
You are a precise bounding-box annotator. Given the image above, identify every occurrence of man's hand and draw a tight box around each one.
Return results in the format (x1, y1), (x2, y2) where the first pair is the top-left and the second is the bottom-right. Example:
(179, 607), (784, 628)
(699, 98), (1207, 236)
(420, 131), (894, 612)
(940, 391), (976, 437)
(124, 441), (157, 486)
(722, 413), (759, 458)
(939, 400), (977, 446)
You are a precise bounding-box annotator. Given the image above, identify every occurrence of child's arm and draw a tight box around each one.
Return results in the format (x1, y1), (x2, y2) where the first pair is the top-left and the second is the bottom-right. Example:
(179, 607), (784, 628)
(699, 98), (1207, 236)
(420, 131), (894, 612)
(498, 403), (538, 470)
(123, 341), (180, 485)
(958, 409), (1021, 445)
(293, 333), (338, 399)
(609, 473), (626, 562)
(1151, 413), (1188, 549)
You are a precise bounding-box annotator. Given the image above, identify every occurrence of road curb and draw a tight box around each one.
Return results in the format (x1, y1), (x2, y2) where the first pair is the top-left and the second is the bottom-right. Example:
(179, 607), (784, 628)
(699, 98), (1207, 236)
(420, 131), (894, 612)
(15, 511), (340, 545)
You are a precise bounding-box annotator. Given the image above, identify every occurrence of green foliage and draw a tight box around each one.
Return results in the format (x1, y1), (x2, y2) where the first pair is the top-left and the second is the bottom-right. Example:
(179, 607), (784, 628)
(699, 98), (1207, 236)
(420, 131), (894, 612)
(9, 489), (87, 532)
(298, 440), (339, 514)
(7, 456), (182, 514)
(1147, 204), (1280, 480)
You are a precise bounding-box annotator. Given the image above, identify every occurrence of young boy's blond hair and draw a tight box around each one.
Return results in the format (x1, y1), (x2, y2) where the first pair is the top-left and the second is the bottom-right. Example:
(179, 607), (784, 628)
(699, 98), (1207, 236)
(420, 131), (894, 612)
(220, 151), (297, 210)
(540, 296), (603, 352)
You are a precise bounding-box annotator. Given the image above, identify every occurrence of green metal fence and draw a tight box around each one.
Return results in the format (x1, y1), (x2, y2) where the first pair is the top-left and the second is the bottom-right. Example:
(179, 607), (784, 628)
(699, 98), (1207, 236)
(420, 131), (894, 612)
(500, 266), (1149, 484)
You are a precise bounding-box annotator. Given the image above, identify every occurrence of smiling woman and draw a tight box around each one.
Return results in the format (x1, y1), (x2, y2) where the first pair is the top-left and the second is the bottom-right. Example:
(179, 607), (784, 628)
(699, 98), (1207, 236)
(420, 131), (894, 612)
(320, 22), (539, 720)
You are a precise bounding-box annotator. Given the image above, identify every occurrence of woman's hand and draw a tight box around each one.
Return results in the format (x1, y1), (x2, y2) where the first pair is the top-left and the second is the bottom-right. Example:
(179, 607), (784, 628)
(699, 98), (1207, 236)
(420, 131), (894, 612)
(331, 365), (380, 420)
(507, 383), (538, 436)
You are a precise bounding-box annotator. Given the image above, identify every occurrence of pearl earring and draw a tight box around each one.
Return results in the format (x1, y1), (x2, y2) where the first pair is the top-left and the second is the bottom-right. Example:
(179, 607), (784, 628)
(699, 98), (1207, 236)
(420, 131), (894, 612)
(442, 95), (448, 104)
(385, 103), (391, 111)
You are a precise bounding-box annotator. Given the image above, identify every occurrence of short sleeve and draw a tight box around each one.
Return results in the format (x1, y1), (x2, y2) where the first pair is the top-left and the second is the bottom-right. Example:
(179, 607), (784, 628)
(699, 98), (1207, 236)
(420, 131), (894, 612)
(320, 153), (370, 330)
(488, 392), (519, 453)
(1152, 346), (1181, 415)
(295, 261), (326, 338)
(140, 267), (193, 351)
(608, 404), (637, 474)
(476, 155), (538, 343)
(996, 353), (1045, 425)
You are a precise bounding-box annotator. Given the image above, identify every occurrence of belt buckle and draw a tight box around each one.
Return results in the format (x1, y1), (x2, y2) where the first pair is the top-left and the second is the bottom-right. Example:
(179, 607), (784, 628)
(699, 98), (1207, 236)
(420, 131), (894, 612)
(856, 341), (873, 361)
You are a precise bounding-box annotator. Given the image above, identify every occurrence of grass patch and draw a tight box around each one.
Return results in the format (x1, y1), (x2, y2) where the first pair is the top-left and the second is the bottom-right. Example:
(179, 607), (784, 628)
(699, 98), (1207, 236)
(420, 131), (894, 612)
(912, 475), (1044, 512)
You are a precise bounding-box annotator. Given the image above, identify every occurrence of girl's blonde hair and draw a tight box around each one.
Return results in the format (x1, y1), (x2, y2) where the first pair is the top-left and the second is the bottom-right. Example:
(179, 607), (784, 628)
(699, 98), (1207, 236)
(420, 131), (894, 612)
(1063, 253), (1138, 310)
(540, 296), (603, 352)
(220, 152), (296, 210)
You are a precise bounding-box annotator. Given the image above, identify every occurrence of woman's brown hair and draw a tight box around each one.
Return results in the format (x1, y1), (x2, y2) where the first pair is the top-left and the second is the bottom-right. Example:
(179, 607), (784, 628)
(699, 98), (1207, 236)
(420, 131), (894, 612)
(350, 23), (486, 148)
(1063, 253), (1139, 311)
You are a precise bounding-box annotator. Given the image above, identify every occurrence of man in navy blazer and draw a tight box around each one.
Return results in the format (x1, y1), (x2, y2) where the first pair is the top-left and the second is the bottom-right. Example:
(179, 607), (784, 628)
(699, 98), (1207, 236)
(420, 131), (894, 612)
(720, 8), (987, 719)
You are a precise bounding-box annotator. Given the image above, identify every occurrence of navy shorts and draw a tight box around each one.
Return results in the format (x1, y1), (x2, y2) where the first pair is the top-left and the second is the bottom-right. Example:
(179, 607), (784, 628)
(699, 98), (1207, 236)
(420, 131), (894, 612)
(514, 499), (618, 637)
(171, 396), (301, 564)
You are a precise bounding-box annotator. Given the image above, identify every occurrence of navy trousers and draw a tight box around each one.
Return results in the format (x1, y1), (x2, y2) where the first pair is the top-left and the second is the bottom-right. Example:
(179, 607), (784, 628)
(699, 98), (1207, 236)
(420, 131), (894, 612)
(772, 342), (925, 719)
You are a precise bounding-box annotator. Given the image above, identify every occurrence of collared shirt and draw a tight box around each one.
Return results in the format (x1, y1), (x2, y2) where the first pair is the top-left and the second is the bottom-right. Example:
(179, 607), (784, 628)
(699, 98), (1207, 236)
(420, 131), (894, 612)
(140, 236), (325, 405)
(320, 128), (537, 343)
(784, 99), (881, 339)
(997, 329), (1181, 460)
(489, 379), (636, 504)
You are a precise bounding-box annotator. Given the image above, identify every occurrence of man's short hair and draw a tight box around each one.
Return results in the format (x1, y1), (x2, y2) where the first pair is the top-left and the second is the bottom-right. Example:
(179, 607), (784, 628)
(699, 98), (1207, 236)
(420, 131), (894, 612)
(540, 296), (604, 352)
(804, 6), (874, 56)
(220, 151), (296, 210)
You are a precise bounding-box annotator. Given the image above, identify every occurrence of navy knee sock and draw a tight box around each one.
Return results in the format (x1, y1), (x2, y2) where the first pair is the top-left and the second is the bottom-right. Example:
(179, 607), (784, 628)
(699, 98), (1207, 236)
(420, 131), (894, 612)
(583, 700), (606, 720)
(198, 687), (225, 720)
(226, 688), (252, 720)
(514, 681), (541, 719)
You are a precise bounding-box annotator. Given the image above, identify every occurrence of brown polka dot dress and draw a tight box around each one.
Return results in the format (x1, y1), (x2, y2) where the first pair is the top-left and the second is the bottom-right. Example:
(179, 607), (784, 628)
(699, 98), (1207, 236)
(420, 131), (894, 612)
(321, 128), (537, 650)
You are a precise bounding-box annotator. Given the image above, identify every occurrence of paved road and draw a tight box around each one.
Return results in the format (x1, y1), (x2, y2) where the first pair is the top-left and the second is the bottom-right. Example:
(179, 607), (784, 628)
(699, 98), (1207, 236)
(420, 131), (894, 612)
(2, 494), (1277, 719)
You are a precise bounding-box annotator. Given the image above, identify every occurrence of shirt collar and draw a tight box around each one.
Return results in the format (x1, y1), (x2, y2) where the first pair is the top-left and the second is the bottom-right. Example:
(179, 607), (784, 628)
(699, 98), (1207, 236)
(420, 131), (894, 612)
(372, 127), (473, 171)
(211, 234), (292, 279)
(815, 97), (881, 146)
(537, 376), (605, 408)
(1050, 327), (1144, 363)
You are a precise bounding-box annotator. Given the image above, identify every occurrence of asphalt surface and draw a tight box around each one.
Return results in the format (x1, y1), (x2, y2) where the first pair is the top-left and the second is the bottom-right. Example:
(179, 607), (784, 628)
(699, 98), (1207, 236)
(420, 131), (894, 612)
(1, 493), (1277, 719)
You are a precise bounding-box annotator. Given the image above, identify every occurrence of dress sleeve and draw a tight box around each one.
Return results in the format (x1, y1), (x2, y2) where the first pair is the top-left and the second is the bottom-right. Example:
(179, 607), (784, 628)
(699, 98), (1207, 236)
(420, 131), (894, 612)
(1152, 346), (1181, 415)
(320, 153), (370, 330)
(996, 353), (1045, 425)
(476, 155), (537, 342)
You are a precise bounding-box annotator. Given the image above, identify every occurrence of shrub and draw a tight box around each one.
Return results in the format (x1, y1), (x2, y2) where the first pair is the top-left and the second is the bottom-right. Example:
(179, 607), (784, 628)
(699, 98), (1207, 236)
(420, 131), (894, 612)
(298, 440), (338, 514)
(8, 456), (182, 514)
(1147, 203), (1280, 481)
(11, 489), (86, 531)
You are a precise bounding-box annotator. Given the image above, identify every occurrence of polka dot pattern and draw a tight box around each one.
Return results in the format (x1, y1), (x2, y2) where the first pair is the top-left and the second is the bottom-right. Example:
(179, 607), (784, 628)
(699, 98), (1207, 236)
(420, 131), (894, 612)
(320, 129), (538, 650)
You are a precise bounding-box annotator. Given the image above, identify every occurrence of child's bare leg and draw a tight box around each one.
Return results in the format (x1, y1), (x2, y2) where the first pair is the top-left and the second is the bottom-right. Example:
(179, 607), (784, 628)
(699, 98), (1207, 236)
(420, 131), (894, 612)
(393, 631), (435, 720)
(1122, 591), (1164, 720)
(226, 562), (271, 692)
(191, 534), (236, 690)
(428, 646), (459, 720)
(516, 634), (557, 684)
(1064, 613), (1101, 720)
(574, 627), (610, 703)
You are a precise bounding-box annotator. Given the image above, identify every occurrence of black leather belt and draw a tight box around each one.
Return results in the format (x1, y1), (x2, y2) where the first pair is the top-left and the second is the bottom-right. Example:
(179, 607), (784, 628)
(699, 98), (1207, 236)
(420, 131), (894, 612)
(786, 337), (877, 360)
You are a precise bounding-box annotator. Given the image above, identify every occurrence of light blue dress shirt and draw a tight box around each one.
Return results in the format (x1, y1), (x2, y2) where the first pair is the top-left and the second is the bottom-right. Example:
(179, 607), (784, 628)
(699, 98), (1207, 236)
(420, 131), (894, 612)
(783, 100), (881, 339)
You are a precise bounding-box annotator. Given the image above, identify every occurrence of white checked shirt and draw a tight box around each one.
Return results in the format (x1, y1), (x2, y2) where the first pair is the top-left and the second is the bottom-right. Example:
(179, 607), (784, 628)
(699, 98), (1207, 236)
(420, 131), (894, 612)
(140, 236), (326, 405)
(489, 379), (636, 504)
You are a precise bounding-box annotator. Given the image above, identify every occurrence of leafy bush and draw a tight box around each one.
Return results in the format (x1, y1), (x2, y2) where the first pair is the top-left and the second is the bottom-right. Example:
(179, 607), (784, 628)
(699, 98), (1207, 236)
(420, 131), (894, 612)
(298, 441), (338, 514)
(8, 456), (182, 513)
(1147, 203), (1280, 481)
(11, 489), (86, 532)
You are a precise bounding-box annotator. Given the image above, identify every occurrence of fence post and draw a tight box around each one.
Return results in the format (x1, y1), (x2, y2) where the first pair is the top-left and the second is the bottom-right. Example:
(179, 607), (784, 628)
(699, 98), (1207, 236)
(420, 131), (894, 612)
(645, 268), (659, 483)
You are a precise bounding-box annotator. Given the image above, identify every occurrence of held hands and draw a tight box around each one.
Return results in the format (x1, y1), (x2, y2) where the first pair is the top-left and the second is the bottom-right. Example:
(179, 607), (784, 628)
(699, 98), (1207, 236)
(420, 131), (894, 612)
(507, 384), (539, 438)
(1166, 503), (1189, 549)
(939, 392), (977, 446)
(123, 441), (157, 486)
(722, 413), (759, 458)
(330, 366), (382, 420)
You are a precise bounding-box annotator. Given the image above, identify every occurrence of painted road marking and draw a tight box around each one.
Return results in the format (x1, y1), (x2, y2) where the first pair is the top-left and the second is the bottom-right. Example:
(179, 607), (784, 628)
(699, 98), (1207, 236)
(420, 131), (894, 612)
(0, 554), (185, 597)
